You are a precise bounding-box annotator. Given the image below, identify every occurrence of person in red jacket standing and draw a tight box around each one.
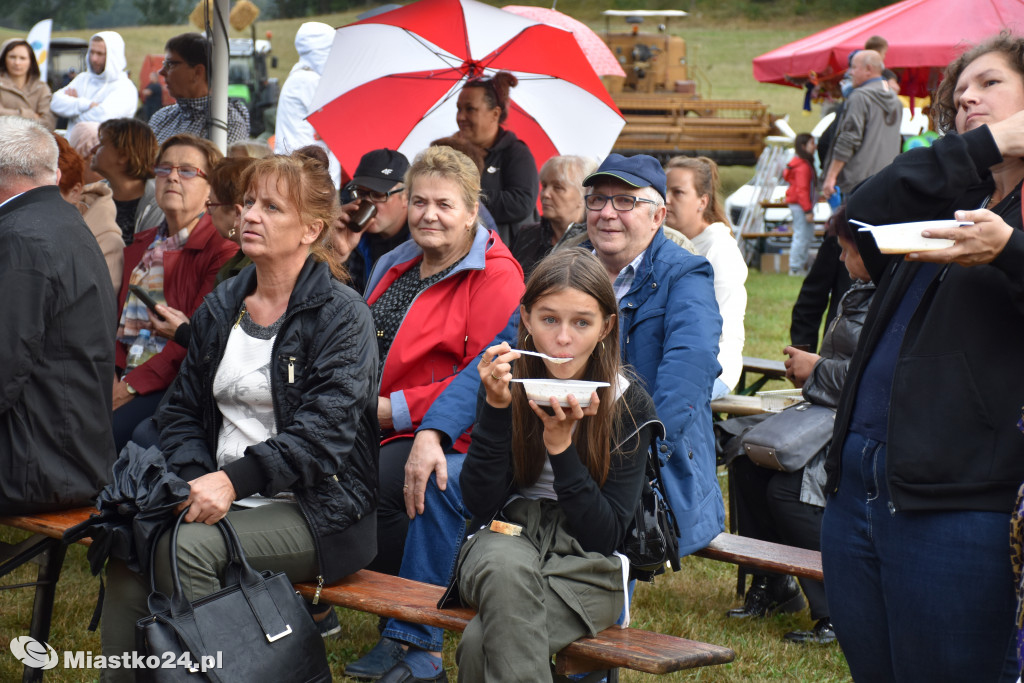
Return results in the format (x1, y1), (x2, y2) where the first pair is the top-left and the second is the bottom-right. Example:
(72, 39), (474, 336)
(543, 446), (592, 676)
(784, 133), (818, 276)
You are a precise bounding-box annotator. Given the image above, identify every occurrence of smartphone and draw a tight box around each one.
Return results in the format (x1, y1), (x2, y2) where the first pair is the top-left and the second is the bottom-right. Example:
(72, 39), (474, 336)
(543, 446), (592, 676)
(791, 344), (812, 352)
(129, 284), (166, 321)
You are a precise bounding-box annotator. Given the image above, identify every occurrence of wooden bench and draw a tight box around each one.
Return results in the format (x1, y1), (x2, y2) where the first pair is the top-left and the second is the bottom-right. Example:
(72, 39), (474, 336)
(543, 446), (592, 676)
(695, 533), (823, 583)
(735, 355), (788, 395)
(2, 508), (735, 682)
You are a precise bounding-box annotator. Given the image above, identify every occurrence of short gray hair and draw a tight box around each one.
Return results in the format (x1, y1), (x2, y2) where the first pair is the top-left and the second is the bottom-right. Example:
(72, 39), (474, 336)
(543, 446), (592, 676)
(0, 117), (58, 187)
(636, 184), (665, 222)
(540, 155), (599, 199)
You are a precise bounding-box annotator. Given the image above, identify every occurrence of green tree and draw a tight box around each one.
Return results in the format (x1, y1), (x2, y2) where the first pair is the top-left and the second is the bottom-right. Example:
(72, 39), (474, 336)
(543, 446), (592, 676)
(132, 0), (191, 25)
(0, 0), (112, 29)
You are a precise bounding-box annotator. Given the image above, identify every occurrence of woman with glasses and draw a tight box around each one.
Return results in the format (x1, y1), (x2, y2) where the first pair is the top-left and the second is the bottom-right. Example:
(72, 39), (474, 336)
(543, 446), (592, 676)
(345, 146), (524, 682)
(111, 133), (237, 453)
(455, 71), (538, 249)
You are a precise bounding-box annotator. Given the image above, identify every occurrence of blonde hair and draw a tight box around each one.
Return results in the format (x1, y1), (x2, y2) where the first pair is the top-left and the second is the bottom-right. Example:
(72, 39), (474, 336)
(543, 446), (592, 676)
(405, 145), (481, 213)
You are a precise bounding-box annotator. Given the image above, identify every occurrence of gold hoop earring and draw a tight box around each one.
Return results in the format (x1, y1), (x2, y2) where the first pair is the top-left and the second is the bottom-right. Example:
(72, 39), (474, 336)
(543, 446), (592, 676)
(524, 333), (531, 348)
(600, 340), (606, 352)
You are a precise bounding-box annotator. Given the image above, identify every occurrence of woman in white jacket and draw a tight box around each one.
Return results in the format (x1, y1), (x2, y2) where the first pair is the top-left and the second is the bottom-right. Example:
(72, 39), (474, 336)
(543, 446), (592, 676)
(664, 155), (748, 398)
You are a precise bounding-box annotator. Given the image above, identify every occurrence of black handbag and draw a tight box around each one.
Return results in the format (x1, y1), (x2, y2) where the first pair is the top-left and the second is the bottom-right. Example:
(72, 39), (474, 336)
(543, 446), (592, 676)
(134, 510), (331, 683)
(620, 440), (681, 582)
(740, 402), (836, 472)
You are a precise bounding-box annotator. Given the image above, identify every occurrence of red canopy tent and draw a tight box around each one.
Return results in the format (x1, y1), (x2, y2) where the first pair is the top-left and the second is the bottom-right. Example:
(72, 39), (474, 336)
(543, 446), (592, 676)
(753, 0), (1024, 97)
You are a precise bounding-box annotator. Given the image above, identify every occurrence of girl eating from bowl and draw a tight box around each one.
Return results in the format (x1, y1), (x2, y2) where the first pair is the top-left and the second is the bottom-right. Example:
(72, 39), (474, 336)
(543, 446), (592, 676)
(451, 248), (661, 682)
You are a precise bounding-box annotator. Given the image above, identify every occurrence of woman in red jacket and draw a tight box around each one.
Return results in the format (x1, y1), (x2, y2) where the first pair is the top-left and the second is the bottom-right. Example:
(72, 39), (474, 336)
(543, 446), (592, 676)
(346, 145), (523, 682)
(112, 134), (237, 452)
(784, 133), (818, 276)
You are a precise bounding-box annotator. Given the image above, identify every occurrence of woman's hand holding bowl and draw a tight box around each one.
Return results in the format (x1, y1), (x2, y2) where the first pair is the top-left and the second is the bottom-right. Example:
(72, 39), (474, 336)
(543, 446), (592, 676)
(529, 391), (600, 456)
(914, 208), (1014, 266)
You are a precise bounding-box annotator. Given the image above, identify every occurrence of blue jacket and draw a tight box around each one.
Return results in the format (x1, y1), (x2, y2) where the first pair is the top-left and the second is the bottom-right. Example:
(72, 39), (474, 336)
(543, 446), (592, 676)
(419, 231), (724, 555)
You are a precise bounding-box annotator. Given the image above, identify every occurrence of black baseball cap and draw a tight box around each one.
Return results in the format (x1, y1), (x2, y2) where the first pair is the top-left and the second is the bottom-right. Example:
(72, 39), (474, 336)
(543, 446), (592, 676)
(350, 148), (410, 193)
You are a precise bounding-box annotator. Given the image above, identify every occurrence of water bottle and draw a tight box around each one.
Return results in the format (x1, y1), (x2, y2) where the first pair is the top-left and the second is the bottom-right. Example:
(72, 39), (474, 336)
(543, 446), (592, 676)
(126, 329), (151, 371)
(142, 329), (161, 365)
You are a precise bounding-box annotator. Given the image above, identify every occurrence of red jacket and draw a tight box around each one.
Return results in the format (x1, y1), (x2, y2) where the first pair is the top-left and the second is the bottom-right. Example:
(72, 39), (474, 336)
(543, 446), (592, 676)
(783, 156), (815, 213)
(366, 226), (524, 452)
(116, 214), (239, 395)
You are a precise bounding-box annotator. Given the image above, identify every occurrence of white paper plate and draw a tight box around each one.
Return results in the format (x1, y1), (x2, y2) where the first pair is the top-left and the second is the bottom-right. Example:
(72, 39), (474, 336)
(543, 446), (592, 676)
(851, 219), (969, 254)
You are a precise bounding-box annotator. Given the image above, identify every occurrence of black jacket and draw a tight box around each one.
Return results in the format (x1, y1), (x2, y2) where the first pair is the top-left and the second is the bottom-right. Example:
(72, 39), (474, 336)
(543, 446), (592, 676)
(829, 125), (1024, 513)
(803, 280), (875, 409)
(461, 380), (660, 556)
(0, 185), (117, 514)
(157, 258), (380, 583)
(790, 235), (853, 352)
(481, 127), (538, 247)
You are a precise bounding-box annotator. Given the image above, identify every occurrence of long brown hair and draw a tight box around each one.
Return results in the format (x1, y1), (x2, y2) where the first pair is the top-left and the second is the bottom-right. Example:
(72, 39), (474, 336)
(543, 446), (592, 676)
(0, 39), (41, 82)
(511, 249), (621, 488)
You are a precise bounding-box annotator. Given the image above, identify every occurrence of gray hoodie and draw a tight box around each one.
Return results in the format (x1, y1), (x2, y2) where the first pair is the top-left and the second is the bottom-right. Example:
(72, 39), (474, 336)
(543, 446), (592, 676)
(830, 78), (902, 195)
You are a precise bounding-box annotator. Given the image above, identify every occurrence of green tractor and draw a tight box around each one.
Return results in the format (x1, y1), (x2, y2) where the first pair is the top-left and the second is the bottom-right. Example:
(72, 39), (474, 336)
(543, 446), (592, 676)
(228, 36), (279, 138)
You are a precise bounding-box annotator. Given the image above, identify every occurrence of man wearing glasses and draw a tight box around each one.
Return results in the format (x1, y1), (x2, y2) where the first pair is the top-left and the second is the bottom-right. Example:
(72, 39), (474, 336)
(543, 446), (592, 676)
(150, 33), (250, 145)
(50, 31), (138, 135)
(345, 153), (724, 678)
(337, 148), (412, 293)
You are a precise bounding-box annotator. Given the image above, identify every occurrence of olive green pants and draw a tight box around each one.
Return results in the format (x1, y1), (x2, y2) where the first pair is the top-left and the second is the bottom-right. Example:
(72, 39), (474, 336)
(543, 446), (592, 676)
(455, 498), (624, 683)
(99, 503), (317, 683)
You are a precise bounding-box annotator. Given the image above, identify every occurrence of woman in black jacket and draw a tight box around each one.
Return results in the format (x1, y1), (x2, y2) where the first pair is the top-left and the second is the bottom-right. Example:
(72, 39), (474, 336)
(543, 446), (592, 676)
(726, 206), (875, 644)
(99, 154), (379, 680)
(822, 34), (1024, 681)
(450, 249), (659, 683)
(455, 71), (538, 247)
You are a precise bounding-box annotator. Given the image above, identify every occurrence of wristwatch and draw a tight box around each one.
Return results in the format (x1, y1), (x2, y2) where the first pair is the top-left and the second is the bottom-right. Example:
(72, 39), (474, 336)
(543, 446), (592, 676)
(123, 381), (138, 395)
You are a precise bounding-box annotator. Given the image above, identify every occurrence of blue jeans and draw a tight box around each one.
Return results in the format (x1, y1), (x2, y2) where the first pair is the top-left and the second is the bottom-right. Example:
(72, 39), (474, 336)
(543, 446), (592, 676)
(821, 431), (1018, 682)
(788, 204), (813, 273)
(382, 452), (467, 652)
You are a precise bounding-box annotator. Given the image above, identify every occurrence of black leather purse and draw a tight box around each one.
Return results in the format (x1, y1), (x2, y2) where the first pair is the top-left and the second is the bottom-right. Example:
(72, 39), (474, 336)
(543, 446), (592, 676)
(135, 510), (331, 683)
(620, 439), (681, 582)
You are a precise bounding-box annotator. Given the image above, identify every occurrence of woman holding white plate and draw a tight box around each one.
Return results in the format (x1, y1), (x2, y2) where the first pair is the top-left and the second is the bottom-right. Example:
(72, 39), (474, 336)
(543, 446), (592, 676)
(821, 33), (1024, 681)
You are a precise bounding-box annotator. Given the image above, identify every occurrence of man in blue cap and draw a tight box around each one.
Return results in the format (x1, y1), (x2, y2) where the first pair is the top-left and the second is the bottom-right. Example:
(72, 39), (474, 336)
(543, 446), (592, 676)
(345, 153), (724, 683)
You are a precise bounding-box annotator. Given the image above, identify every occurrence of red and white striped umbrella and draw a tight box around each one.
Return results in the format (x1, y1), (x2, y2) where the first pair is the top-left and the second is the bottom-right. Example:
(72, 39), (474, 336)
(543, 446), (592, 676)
(501, 5), (626, 78)
(307, 0), (624, 178)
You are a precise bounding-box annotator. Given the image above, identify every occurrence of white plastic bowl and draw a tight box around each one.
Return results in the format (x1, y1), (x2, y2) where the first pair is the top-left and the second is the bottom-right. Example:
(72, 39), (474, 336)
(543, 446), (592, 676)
(755, 388), (804, 412)
(853, 219), (967, 254)
(511, 379), (610, 407)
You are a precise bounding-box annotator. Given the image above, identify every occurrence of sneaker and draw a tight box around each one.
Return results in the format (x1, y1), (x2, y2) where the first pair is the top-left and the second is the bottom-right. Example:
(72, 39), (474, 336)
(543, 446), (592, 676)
(784, 617), (837, 644)
(726, 575), (806, 618)
(345, 637), (407, 680)
(313, 606), (341, 639)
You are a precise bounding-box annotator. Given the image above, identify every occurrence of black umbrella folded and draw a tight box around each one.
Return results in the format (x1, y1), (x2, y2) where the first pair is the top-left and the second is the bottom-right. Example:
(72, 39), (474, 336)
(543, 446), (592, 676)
(64, 443), (190, 575)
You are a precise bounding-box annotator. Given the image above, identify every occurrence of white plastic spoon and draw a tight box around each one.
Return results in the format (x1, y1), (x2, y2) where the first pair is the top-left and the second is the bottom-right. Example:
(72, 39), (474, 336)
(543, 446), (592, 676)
(512, 349), (574, 364)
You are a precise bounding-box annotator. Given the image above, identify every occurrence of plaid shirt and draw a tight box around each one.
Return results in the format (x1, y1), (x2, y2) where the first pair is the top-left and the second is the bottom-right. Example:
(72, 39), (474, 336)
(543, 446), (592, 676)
(149, 95), (250, 145)
(611, 250), (646, 303)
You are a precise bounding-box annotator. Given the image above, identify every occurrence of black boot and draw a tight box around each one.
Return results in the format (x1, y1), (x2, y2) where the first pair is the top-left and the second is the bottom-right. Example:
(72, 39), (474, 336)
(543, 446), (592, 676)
(726, 575), (806, 618)
(784, 617), (836, 644)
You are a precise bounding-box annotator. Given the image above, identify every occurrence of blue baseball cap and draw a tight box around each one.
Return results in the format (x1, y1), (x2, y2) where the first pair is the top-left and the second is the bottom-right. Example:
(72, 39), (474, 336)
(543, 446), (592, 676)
(583, 153), (666, 201)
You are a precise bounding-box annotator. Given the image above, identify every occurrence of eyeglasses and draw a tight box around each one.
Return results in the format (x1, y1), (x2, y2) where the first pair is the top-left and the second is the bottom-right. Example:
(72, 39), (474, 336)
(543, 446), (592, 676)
(351, 186), (405, 203)
(584, 194), (657, 212)
(205, 200), (231, 210)
(154, 165), (207, 180)
(162, 59), (184, 70)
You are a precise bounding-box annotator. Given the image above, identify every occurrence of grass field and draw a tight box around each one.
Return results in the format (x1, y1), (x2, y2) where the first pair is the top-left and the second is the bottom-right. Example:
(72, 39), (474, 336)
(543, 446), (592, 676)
(0, 4), (852, 681)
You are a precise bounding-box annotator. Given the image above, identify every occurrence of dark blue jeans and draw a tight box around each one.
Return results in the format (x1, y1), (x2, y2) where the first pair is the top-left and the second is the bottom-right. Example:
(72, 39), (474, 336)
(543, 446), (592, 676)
(821, 431), (1018, 682)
